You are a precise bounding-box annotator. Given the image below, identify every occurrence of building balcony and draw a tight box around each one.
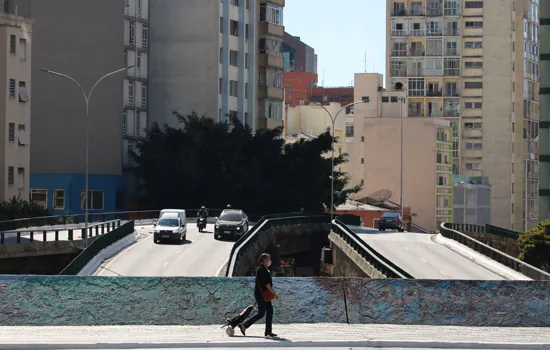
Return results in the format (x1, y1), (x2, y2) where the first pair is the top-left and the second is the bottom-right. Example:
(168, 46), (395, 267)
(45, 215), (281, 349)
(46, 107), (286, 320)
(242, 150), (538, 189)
(258, 86), (284, 101)
(391, 29), (408, 37)
(258, 22), (284, 38)
(390, 69), (408, 77)
(427, 8), (443, 16)
(445, 90), (460, 97)
(391, 50), (408, 57)
(409, 109), (424, 117)
(428, 110), (443, 117)
(409, 29), (425, 37)
(261, 0), (285, 6)
(426, 29), (443, 36)
(444, 30), (461, 36)
(444, 49), (460, 56)
(409, 49), (425, 56)
(443, 110), (460, 117)
(258, 54), (284, 70)
(426, 89), (443, 97)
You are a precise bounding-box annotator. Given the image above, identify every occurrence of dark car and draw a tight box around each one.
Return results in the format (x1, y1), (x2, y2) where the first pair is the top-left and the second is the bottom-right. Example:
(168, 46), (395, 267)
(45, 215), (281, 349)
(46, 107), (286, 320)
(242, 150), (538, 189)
(214, 209), (249, 240)
(378, 212), (405, 232)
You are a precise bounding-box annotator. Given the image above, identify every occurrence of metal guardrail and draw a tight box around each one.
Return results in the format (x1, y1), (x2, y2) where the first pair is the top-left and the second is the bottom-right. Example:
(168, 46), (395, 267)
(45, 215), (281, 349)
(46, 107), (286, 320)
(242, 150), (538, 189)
(445, 223), (520, 240)
(0, 220), (122, 245)
(59, 221), (135, 275)
(332, 219), (413, 279)
(225, 213), (330, 277)
(440, 223), (550, 280)
(0, 208), (264, 232)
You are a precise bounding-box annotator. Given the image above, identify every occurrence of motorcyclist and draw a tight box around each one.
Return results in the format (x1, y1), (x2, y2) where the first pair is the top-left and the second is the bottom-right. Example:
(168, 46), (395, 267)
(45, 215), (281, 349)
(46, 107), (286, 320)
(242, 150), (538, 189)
(197, 206), (209, 222)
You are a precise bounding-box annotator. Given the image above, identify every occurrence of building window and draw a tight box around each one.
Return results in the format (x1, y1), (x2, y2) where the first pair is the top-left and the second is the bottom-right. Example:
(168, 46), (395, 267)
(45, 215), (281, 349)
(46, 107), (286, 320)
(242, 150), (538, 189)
(443, 58), (460, 76)
(129, 21), (135, 46)
(361, 158), (365, 164)
(259, 100), (283, 119)
(345, 124), (354, 137)
(382, 96), (389, 103)
(137, 52), (141, 68)
(245, 83), (248, 99)
(259, 36), (283, 56)
(465, 162), (482, 170)
(7, 166), (14, 186)
(229, 80), (238, 97)
(465, 61), (483, 69)
(245, 53), (249, 68)
(230, 20), (239, 37)
(8, 79), (15, 98)
(8, 123), (14, 142)
(30, 189), (47, 208)
(18, 38), (26, 60)
(9, 34), (15, 54)
(135, 113), (141, 137)
(220, 47), (223, 63)
(465, 142), (483, 150)
(230, 50), (238, 67)
(16, 167), (24, 188)
(465, 1), (483, 8)
(142, 24), (148, 48)
(219, 17), (224, 33)
(128, 81), (134, 105)
(17, 124), (28, 146)
(219, 78), (223, 94)
(465, 41), (482, 49)
(464, 81), (483, 89)
(259, 3), (283, 25)
(408, 78), (425, 97)
(18, 81), (29, 102)
(128, 142), (134, 165)
(464, 122), (482, 129)
(81, 190), (104, 210)
(465, 21), (483, 29)
(230, 0), (239, 5)
(361, 136), (365, 142)
(245, 24), (249, 40)
(123, 111), (127, 136)
(361, 180), (365, 186)
(464, 101), (482, 109)
(141, 82), (147, 108)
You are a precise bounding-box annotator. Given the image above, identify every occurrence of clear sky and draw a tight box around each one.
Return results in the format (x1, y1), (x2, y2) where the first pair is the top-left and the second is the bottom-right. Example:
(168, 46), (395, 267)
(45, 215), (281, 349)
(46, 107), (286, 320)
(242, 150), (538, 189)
(284, 0), (387, 87)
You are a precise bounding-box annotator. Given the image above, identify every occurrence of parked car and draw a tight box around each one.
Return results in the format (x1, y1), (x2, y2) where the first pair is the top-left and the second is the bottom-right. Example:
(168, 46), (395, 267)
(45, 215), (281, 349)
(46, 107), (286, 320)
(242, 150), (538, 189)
(214, 209), (249, 240)
(153, 211), (187, 243)
(378, 212), (405, 232)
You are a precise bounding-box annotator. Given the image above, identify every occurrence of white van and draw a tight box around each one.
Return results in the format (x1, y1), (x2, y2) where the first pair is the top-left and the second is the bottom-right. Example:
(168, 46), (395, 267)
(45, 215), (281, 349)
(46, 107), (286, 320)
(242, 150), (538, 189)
(153, 209), (187, 243)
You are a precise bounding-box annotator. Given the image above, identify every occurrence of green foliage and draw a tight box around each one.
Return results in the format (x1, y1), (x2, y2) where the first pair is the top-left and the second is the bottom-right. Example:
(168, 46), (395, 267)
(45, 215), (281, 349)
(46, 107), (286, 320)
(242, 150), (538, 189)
(134, 111), (361, 215)
(518, 220), (550, 272)
(0, 196), (52, 222)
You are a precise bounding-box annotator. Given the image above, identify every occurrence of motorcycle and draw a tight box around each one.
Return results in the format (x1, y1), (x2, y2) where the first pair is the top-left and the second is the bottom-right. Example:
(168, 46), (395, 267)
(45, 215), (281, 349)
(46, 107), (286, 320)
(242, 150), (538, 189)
(197, 215), (207, 232)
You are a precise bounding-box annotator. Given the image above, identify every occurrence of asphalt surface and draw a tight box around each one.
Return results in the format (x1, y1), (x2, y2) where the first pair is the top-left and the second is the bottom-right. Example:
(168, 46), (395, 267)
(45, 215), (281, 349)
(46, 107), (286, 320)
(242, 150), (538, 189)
(95, 224), (234, 277)
(352, 228), (502, 280)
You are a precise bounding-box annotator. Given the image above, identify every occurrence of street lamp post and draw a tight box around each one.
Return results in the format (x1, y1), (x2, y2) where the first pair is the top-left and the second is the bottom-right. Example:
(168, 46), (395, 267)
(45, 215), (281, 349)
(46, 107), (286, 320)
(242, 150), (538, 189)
(397, 97), (406, 219)
(40, 66), (134, 247)
(299, 98), (370, 222)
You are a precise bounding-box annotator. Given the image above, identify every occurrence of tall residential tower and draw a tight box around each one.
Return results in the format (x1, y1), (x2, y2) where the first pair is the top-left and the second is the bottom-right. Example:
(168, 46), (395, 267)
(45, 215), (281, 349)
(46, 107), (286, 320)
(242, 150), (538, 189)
(386, 0), (540, 230)
(149, 0), (285, 132)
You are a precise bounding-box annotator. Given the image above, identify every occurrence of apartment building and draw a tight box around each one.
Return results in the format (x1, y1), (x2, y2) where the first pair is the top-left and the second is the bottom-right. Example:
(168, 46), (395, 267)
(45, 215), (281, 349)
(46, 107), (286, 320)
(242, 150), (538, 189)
(0, 12), (31, 202)
(282, 32), (317, 73)
(353, 73), (453, 231)
(149, 0), (285, 132)
(6, 0), (147, 214)
(386, 0), (540, 231)
(539, 1), (549, 221)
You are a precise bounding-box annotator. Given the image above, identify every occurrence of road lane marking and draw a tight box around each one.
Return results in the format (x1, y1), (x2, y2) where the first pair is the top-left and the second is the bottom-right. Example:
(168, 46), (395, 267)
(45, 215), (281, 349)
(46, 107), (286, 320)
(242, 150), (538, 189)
(420, 258), (427, 263)
(176, 249), (182, 255)
(403, 247), (410, 251)
(215, 257), (230, 277)
(440, 270), (448, 276)
(96, 232), (149, 276)
(163, 261), (168, 267)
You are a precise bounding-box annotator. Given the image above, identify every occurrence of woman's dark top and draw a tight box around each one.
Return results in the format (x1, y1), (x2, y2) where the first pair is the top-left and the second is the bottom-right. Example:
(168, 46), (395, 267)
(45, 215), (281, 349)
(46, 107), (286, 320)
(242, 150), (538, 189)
(254, 266), (272, 293)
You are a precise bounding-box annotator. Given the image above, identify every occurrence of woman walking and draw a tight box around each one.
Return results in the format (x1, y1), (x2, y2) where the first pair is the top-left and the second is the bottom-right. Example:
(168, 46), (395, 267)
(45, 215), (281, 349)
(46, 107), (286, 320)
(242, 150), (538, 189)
(239, 253), (279, 337)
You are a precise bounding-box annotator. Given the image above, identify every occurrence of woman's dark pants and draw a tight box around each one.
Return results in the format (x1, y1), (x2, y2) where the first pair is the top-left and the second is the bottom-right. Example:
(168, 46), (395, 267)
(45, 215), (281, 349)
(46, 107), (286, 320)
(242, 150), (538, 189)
(243, 290), (273, 333)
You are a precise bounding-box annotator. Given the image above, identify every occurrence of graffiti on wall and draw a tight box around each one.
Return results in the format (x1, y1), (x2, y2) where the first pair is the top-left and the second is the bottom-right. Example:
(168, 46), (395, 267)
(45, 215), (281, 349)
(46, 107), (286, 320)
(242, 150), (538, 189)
(0, 276), (549, 327)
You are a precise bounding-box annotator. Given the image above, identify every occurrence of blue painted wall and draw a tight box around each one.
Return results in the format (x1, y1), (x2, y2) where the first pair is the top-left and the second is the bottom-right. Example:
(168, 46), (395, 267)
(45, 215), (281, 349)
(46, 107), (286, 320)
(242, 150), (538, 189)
(30, 174), (126, 215)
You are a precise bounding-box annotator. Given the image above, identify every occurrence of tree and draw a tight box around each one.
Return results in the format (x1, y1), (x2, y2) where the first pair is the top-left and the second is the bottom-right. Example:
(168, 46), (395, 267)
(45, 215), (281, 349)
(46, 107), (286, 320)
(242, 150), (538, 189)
(0, 196), (52, 222)
(518, 220), (550, 272)
(134, 111), (360, 215)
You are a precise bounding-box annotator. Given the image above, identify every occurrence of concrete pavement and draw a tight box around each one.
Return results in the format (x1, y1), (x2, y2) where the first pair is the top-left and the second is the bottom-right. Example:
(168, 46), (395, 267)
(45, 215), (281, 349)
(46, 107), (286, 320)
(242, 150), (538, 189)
(351, 227), (518, 280)
(95, 224), (234, 277)
(1, 324), (550, 349)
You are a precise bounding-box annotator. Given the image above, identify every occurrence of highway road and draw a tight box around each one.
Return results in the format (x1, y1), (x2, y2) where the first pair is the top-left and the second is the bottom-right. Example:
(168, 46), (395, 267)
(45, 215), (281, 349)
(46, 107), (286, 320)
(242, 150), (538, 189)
(351, 227), (502, 280)
(95, 224), (234, 277)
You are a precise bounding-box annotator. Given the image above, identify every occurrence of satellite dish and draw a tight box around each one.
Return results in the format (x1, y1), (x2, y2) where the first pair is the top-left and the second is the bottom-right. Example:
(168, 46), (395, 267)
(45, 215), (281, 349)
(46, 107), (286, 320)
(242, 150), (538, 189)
(362, 189), (393, 206)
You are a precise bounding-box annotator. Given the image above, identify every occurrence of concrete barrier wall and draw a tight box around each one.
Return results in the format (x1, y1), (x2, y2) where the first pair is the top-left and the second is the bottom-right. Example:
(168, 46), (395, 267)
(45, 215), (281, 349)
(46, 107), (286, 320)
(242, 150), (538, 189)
(0, 277), (548, 327)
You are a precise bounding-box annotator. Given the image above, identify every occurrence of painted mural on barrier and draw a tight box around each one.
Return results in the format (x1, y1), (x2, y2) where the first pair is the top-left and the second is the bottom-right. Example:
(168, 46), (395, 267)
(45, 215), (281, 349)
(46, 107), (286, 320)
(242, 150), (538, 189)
(344, 279), (550, 327)
(0, 277), (346, 326)
(0, 277), (549, 327)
